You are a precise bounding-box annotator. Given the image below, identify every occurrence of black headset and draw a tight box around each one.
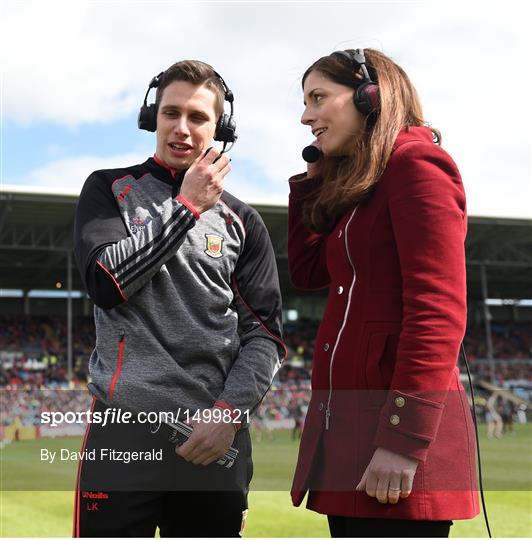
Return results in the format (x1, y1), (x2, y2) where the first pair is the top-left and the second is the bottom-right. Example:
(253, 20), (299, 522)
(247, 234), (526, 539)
(137, 68), (237, 148)
(332, 49), (379, 117)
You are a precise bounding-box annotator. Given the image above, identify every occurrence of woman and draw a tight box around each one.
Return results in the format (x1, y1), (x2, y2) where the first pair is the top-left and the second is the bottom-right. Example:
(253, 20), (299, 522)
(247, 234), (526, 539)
(288, 49), (479, 538)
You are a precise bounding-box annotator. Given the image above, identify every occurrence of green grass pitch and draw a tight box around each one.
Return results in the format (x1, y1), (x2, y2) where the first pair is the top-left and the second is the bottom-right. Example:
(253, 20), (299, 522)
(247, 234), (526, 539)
(1, 425), (530, 537)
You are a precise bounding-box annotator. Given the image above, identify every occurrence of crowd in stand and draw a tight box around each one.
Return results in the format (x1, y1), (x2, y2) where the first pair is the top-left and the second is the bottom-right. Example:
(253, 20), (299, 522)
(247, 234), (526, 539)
(1, 386), (90, 427)
(464, 322), (532, 360)
(0, 315), (91, 387)
(1, 315), (530, 431)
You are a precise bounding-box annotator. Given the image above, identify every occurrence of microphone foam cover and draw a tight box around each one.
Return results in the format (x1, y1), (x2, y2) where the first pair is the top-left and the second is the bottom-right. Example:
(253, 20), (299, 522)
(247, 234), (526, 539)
(302, 145), (322, 163)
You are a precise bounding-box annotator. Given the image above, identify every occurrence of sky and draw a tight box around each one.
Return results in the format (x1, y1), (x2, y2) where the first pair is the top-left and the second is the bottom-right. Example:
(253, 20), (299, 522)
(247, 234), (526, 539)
(1, 0), (530, 218)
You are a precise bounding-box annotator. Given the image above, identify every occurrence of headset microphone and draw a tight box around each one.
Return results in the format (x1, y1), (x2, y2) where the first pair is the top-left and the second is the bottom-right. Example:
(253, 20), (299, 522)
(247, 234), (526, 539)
(302, 145), (322, 163)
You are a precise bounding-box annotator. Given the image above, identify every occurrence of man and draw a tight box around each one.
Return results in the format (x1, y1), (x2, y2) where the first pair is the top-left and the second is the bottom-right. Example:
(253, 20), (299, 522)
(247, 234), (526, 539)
(73, 60), (285, 537)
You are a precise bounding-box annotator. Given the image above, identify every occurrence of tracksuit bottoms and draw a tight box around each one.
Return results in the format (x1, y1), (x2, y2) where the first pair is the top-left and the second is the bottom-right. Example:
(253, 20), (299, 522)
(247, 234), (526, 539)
(73, 399), (252, 537)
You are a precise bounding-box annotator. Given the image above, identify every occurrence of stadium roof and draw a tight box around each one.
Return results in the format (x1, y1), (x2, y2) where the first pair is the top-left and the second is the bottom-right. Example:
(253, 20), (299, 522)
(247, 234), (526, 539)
(1, 186), (532, 300)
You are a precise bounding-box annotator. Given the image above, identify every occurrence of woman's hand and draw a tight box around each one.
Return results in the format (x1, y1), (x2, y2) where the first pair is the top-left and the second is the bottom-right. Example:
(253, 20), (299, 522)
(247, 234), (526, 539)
(306, 141), (321, 177)
(307, 160), (320, 177)
(355, 447), (419, 504)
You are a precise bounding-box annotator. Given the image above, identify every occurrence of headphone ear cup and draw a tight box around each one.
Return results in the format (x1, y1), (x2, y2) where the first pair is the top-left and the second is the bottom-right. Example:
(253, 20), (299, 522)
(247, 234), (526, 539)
(354, 82), (379, 117)
(138, 104), (157, 132)
(214, 114), (225, 141)
(214, 114), (237, 143)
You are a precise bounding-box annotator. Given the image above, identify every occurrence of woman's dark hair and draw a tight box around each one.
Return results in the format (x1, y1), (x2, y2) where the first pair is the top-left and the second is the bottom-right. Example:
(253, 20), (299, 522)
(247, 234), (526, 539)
(301, 48), (440, 233)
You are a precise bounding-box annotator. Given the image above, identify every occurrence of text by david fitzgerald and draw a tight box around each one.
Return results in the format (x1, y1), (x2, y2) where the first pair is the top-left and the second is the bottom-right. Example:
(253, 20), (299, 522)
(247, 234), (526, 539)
(41, 448), (163, 464)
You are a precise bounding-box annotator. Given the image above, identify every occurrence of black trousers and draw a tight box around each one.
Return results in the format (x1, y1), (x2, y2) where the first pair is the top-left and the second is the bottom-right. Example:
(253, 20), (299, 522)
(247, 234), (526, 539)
(328, 516), (453, 538)
(74, 400), (252, 537)
(76, 490), (247, 537)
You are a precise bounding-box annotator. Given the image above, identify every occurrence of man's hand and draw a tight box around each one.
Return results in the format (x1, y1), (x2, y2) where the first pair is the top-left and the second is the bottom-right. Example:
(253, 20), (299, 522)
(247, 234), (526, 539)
(175, 407), (235, 466)
(355, 447), (419, 504)
(179, 148), (231, 214)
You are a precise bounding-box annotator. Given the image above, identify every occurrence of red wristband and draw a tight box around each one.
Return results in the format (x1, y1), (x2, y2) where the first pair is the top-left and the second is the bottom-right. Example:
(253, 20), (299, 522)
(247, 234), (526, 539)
(213, 400), (242, 432)
(175, 195), (200, 220)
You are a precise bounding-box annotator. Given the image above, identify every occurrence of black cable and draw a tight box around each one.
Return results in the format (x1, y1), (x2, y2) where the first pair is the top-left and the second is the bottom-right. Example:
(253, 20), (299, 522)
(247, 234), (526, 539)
(461, 342), (492, 538)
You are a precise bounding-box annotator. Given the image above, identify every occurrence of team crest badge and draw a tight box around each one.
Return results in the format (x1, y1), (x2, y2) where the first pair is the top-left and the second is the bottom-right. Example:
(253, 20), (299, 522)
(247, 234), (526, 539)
(204, 234), (224, 258)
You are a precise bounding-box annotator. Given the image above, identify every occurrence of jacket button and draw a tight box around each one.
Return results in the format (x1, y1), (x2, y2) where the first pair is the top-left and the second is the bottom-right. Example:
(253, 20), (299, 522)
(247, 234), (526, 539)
(337, 286), (344, 295)
(395, 397), (406, 408)
(319, 402), (324, 411)
(390, 414), (400, 426)
(338, 230), (343, 238)
(323, 343), (330, 351)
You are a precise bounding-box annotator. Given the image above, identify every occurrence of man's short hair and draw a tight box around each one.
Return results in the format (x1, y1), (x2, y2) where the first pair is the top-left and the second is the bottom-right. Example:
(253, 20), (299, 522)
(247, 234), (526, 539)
(155, 60), (225, 119)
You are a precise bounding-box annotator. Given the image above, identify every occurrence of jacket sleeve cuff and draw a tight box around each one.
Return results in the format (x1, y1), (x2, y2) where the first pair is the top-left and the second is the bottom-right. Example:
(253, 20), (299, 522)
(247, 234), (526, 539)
(373, 390), (445, 462)
(175, 195), (200, 220)
(213, 400), (242, 432)
(288, 174), (321, 198)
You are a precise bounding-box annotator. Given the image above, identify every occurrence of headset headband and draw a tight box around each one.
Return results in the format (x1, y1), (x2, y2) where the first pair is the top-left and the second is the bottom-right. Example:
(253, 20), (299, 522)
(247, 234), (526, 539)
(331, 48), (379, 118)
(138, 66), (237, 150)
(332, 48), (375, 86)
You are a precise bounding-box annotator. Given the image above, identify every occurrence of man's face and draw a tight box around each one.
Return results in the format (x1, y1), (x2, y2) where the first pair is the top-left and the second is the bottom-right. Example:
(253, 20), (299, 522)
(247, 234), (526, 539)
(155, 80), (218, 170)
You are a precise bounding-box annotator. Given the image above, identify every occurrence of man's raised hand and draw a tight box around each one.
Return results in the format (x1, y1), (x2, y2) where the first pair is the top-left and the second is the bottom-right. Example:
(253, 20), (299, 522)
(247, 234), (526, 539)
(179, 148), (231, 213)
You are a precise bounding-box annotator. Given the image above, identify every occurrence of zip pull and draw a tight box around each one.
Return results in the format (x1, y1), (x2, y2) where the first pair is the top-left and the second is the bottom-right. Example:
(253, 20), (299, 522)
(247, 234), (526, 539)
(325, 409), (331, 430)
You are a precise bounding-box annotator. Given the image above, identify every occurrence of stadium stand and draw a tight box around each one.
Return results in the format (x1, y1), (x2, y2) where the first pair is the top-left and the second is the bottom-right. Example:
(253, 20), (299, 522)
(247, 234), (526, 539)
(1, 316), (530, 433)
(1, 187), (531, 438)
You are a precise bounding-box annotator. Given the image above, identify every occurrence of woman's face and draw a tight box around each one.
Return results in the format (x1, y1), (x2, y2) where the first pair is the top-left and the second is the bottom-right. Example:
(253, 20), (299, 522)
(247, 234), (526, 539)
(301, 70), (364, 157)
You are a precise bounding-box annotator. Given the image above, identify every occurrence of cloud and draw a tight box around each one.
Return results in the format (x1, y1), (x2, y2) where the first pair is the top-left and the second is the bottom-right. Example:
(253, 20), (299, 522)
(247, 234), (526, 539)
(1, 0), (206, 127)
(1, 0), (530, 217)
(13, 153), (148, 193)
(7, 151), (288, 207)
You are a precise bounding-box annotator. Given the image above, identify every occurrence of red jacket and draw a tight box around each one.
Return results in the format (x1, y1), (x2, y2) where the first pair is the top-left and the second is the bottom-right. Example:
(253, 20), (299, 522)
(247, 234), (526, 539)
(288, 127), (479, 520)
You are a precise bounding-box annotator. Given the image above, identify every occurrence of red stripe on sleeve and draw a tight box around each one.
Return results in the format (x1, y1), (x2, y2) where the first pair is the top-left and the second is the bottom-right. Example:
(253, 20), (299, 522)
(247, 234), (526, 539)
(96, 260), (127, 302)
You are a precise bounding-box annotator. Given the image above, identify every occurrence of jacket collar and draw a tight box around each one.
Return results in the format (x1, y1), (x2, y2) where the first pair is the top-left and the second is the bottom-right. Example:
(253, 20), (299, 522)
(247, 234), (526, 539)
(153, 153), (179, 178)
(146, 154), (186, 185)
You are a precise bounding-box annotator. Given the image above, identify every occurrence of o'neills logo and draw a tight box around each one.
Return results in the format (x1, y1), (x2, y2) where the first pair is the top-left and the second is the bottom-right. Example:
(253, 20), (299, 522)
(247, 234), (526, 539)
(204, 234), (224, 258)
(82, 491), (109, 500)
